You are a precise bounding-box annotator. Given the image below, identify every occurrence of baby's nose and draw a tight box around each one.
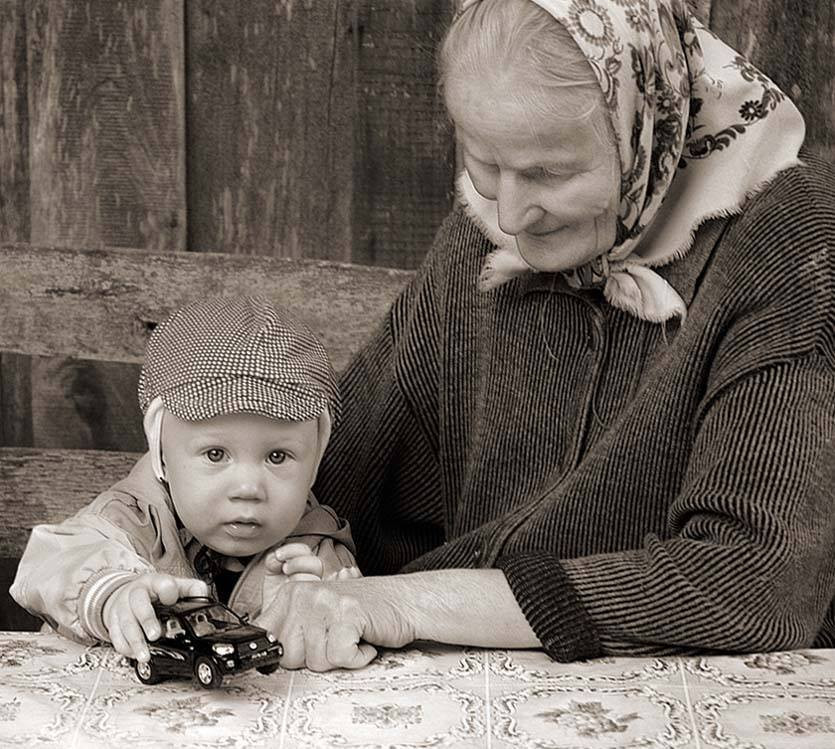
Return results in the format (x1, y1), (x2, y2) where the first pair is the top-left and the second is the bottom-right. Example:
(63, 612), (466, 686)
(229, 466), (266, 501)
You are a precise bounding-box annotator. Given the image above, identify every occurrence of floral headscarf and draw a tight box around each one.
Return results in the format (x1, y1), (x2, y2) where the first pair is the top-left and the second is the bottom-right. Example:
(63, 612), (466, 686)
(455, 0), (805, 322)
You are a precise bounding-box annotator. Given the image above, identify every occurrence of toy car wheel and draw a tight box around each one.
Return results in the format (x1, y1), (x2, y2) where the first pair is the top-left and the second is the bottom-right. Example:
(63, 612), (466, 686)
(134, 659), (163, 685)
(194, 656), (222, 689)
(256, 664), (279, 675)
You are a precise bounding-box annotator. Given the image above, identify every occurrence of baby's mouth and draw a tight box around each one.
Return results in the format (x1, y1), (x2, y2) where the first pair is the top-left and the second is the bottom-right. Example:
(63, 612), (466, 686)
(223, 520), (262, 539)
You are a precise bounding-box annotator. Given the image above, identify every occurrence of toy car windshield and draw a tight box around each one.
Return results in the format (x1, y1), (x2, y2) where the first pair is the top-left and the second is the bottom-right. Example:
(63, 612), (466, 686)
(184, 604), (242, 637)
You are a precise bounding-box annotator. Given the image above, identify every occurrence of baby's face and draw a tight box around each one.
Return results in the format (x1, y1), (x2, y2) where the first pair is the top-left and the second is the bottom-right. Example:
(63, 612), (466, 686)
(160, 412), (319, 557)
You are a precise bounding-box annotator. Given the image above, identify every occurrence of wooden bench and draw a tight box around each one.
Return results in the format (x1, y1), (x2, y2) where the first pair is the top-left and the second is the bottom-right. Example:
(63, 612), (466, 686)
(0, 242), (412, 628)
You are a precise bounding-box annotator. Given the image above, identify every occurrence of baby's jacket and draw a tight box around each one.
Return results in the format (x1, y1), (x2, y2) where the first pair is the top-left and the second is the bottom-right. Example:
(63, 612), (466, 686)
(10, 453), (356, 644)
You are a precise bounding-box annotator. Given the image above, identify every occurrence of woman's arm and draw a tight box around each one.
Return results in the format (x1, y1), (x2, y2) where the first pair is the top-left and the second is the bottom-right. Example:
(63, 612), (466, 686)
(259, 350), (835, 670)
(255, 568), (540, 670)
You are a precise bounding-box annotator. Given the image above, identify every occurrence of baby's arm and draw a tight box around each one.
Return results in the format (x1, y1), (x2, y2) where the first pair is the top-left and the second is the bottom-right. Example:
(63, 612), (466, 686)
(11, 487), (198, 647)
(102, 573), (207, 662)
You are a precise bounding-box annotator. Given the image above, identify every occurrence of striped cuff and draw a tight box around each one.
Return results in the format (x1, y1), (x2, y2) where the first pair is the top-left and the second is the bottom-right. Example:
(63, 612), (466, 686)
(79, 570), (142, 642)
(496, 551), (601, 662)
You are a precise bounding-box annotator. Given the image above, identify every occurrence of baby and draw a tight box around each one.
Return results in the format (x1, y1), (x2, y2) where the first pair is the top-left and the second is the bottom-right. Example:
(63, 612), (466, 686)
(11, 296), (358, 663)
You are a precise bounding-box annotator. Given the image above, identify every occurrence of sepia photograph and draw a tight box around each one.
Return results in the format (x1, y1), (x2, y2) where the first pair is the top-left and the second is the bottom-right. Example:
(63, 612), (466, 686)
(1, 0), (833, 745)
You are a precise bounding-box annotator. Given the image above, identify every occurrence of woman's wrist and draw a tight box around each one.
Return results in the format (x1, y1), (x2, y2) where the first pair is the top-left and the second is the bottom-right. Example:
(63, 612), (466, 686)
(373, 569), (541, 649)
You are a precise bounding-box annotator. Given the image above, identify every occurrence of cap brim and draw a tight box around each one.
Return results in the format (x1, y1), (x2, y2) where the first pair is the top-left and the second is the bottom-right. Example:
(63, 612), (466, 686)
(160, 377), (329, 423)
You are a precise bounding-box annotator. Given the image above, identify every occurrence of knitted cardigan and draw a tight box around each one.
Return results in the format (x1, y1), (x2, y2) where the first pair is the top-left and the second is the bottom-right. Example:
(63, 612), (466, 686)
(314, 154), (835, 662)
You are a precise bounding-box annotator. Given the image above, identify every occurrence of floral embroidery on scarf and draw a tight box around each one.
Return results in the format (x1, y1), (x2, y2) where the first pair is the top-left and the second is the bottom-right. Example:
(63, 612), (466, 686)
(566, 0), (615, 47)
(683, 56), (787, 162)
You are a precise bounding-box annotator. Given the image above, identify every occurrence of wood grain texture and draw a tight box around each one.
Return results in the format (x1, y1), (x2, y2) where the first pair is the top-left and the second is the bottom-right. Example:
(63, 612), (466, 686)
(0, 354), (32, 447)
(28, 357), (145, 451)
(353, 0), (455, 269)
(0, 0), (29, 243)
(26, 0), (186, 250)
(0, 0), (32, 448)
(0, 447), (141, 556)
(186, 0), (455, 269)
(708, 0), (834, 161)
(0, 242), (412, 372)
(186, 0), (356, 259)
(17, 1), (187, 453)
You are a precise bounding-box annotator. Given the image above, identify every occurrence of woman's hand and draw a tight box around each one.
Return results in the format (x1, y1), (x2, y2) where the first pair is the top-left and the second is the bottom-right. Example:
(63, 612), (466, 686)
(254, 576), (416, 671)
(102, 573), (208, 662)
(254, 569), (541, 672)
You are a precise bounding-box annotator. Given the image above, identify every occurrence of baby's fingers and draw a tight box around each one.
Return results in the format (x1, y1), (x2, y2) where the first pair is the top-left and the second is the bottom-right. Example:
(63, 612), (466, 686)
(336, 566), (362, 580)
(146, 573), (207, 605)
(281, 555), (324, 579)
(108, 608), (152, 663)
(128, 586), (163, 642)
(273, 542), (316, 561)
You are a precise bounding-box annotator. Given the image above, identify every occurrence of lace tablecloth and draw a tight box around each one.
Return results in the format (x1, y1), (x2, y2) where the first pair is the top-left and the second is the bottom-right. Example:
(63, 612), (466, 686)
(1, 631), (833, 747)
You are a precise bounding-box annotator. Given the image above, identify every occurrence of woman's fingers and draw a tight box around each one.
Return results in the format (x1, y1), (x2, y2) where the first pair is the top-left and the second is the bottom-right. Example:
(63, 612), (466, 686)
(255, 579), (402, 672)
(326, 623), (377, 669)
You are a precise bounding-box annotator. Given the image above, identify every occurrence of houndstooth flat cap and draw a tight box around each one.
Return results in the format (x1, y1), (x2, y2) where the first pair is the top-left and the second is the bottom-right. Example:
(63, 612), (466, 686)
(138, 296), (340, 425)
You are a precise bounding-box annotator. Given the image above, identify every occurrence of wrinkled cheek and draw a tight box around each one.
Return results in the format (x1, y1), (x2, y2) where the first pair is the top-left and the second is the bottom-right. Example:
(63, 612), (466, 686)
(541, 177), (617, 228)
(594, 209), (618, 254)
(516, 219), (600, 273)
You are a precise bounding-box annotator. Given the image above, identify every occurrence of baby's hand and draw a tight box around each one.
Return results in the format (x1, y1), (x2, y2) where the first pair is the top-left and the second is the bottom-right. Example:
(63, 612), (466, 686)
(102, 573), (208, 663)
(328, 565), (362, 581)
(262, 542), (321, 609)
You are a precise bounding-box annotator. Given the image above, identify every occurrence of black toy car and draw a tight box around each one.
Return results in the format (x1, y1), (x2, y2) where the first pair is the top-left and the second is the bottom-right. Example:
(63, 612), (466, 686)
(130, 596), (283, 689)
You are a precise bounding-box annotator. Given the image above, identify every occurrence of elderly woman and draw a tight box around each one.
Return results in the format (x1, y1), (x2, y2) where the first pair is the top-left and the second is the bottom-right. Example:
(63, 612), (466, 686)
(255, 0), (835, 670)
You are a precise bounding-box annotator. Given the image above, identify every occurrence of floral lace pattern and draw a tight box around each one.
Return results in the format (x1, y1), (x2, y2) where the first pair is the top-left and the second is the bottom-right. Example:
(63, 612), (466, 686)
(1, 632), (833, 747)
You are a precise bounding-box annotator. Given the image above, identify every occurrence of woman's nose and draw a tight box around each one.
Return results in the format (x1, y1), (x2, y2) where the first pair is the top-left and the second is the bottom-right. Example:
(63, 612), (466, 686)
(496, 174), (543, 235)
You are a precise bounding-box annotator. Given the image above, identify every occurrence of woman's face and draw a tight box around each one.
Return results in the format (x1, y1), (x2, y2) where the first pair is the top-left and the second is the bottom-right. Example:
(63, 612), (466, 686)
(446, 72), (620, 273)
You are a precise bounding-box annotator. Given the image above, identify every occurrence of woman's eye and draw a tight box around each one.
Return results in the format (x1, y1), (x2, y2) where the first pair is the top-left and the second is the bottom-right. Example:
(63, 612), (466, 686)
(525, 167), (564, 181)
(205, 448), (225, 463)
(267, 450), (287, 465)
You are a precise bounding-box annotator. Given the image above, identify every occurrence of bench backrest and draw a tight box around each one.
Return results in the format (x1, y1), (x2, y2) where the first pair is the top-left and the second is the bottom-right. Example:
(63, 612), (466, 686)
(0, 242), (412, 558)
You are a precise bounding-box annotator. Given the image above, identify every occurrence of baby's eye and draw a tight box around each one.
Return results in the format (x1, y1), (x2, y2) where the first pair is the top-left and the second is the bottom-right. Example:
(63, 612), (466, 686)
(267, 450), (287, 465)
(205, 448), (225, 463)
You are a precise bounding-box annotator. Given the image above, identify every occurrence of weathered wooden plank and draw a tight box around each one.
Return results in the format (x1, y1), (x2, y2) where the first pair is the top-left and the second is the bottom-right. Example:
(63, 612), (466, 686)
(186, 0), (356, 260)
(0, 243), (412, 371)
(0, 0), (32, 448)
(0, 354), (32, 447)
(354, 0), (455, 269)
(0, 0), (29, 243)
(186, 0), (455, 269)
(26, 0), (186, 250)
(20, 1), (186, 453)
(708, 0), (834, 161)
(0, 448), (142, 557)
(28, 358), (146, 452)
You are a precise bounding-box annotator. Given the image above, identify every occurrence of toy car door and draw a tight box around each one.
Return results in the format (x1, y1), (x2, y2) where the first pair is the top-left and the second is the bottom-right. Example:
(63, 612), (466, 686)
(148, 615), (193, 677)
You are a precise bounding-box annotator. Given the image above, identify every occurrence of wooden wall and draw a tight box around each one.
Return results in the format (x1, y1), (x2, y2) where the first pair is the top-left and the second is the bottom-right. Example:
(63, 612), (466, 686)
(1, 0), (832, 456)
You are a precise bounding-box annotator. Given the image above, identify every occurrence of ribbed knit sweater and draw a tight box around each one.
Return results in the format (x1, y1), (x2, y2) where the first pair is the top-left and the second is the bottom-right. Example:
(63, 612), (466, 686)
(315, 154), (835, 662)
